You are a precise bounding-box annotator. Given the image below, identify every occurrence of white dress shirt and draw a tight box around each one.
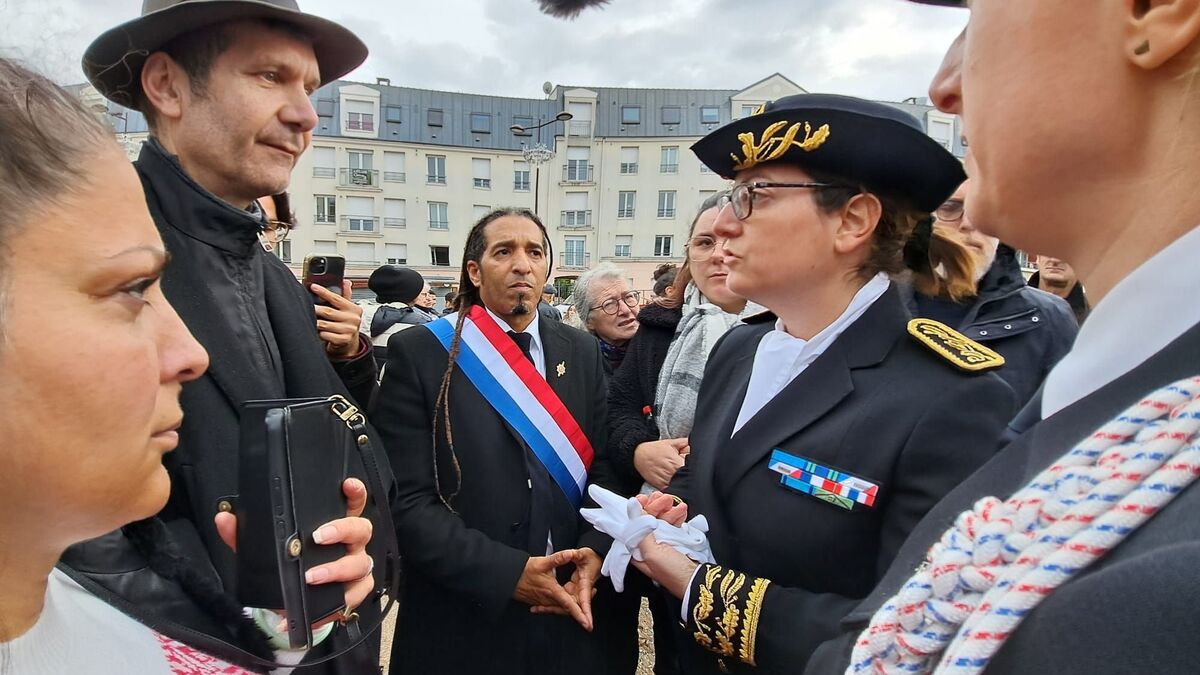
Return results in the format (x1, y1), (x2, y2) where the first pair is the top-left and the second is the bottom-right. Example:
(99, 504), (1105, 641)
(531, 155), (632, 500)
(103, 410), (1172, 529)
(484, 305), (546, 378)
(732, 273), (892, 435)
(1041, 224), (1200, 418)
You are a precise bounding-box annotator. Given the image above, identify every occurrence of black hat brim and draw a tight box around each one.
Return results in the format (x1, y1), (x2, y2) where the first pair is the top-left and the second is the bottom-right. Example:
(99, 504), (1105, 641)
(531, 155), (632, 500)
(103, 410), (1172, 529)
(905, 0), (966, 6)
(83, 0), (367, 109)
(691, 96), (965, 213)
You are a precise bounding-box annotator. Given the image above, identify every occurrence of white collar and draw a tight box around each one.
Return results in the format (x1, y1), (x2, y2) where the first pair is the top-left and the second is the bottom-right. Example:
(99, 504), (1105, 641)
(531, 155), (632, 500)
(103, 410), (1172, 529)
(1042, 224), (1200, 417)
(769, 273), (891, 351)
(484, 304), (543, 353)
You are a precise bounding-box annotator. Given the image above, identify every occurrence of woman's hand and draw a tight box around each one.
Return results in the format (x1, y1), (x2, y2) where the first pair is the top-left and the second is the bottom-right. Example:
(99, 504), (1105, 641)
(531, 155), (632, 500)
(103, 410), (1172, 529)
(636, 490), (688, 526)
(633, 438), (689, 490)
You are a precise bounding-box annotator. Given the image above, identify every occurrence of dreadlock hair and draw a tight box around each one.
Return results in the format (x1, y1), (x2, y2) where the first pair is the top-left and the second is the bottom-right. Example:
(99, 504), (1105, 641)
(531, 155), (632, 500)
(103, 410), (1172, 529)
(431, 207), (553, 509)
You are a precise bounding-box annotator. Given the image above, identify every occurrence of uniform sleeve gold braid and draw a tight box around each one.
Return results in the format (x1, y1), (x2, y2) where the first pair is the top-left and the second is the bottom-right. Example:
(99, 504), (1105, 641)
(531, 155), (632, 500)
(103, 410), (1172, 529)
(690, 564), (771, 665)
(738, 577), (771, 666)
(730, 120), (831, 171)
(906, 318), (1005, 372)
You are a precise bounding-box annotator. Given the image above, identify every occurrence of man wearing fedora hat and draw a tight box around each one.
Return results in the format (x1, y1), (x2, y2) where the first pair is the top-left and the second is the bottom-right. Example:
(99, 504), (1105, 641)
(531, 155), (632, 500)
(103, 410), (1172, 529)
(66, 2), (392, 672)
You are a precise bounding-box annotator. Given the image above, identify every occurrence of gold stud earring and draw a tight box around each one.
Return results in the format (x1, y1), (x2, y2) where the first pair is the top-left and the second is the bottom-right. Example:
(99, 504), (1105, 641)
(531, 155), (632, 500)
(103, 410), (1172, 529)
(1134, 41), (1150, 56)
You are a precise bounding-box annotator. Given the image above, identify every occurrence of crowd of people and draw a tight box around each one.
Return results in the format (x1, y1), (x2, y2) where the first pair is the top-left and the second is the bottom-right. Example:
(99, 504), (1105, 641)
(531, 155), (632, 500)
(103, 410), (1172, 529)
(2, 0), (1199, 673)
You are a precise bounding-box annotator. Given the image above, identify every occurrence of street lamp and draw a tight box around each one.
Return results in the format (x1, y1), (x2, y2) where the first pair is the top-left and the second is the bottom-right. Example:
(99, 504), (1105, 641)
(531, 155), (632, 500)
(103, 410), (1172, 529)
(510, 111), (573, 216)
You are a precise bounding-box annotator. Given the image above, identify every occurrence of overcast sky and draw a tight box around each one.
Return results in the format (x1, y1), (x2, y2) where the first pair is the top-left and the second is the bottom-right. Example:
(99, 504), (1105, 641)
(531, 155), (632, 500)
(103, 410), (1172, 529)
(1, 0), (966, 102)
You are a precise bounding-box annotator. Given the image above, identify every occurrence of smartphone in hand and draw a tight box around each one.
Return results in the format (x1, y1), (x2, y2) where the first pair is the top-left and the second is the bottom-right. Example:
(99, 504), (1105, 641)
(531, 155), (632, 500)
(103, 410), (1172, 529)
(301, 254), (345, 306)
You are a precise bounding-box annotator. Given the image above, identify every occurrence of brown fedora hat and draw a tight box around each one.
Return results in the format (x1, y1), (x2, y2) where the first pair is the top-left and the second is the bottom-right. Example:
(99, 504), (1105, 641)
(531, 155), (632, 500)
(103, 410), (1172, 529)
(83, 0), (367, 108)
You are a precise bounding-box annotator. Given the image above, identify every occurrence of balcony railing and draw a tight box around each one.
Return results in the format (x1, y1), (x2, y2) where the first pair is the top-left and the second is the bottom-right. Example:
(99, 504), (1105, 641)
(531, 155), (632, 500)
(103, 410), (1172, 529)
(339, 215), (381, 235)
(568, 120), (592, 136)
(660, 163), (679, 174)
(313, 167), (336, 179)
(561, 210), (592, 229)
(559, 252), (592, 269)
(338, 168), (379, 189)
(383, 171), (406, 183)
(562, 164), (594, 184)
(473, 178), (492, 189)
(429, 220), (449, 230)
(657, 207), (676, 218)
(383, 217), (406, 228)
(514, 179), (531, 192)
(619, 162), (638, 175)
(427, 175), (447, 185)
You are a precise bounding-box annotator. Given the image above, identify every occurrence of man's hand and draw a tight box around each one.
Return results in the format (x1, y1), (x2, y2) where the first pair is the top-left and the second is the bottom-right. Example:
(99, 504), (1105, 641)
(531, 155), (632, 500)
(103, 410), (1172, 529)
(636, 491), (688, 527)
(513, 549), (595, 631)
(312, 281), (364, 359)
(216, 478), (376, 628)
(633, 438), (689, 490)
(631, 533), (698, 600)
(530, 547), (601, 631)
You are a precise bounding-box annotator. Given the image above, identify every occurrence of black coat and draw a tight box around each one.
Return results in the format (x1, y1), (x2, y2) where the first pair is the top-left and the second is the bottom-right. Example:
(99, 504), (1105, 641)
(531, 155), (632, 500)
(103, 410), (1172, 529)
(1028, 270), (1091, 325)
(668, 286), (1019, 674)
(905, 247), (1079, 406)
(606, 302), (683, 493)
(62, 141), (391, 673)
(377, 312), (630, 675)
(805, 320), (1200, 674)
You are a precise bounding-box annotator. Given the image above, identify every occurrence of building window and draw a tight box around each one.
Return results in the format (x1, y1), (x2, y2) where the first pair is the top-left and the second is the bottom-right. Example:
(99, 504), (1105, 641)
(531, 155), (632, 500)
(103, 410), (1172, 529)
(427, 108), (444, 127)
(347, 149), (373, 170)
(619, 146), (638, 175)
(347, 216), (375, 232)
(384, 106), (402, 123)
(566, 147), (591, 182)
(428, 202), (449, 230)
(657, 191), (676, 218)
(514, 161), (531, 191)
(312, 146), (336, 178)
(430, 245), (450, 266)
(470, 112), (491, 134)
(700, 106), (720, 124)
(386, 243), (408, 265)
(346, 241), (375, 263)
(700, 164), (714, 174)
(928, 118), (953, 151)
(654, 235), (673, 257)
(614, 235), (632, 258)
(346, 112), (374, 131)
(312, 240), (338, 254)
(512, 116), (533, 136)
(660, 146), (679, 174)
(275, 240), (292, 263)
(384, 198), (406, 228)
(383, 151), (406, 182)
(314, 195), (336, 223)
(564, 237), (587, 268)
(472, 158), (491, 188)
(661, 106), (682, 125)
(740, 104), (759, 118)
(617, 191), (636, 219)
(427, 155), (447, 184)
(620, 105), (641, 125)
(315, 99), (335, 117)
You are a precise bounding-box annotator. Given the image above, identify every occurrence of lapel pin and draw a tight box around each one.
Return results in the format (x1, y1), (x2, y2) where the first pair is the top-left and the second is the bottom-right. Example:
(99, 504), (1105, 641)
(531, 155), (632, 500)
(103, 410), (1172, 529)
(556, 361), (566, 378)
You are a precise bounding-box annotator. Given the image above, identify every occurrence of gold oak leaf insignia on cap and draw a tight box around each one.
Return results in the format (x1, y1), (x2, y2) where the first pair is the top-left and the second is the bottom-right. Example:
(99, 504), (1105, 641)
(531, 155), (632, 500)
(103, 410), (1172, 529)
(907, 318), (1005, 372)
(731, 120), (831, 172)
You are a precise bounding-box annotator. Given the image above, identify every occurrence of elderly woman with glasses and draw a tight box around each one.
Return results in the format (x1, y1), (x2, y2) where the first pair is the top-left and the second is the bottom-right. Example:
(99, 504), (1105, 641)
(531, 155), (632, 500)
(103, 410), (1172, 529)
(573, 262), (641, 374)
(616, 94), (1019, 675)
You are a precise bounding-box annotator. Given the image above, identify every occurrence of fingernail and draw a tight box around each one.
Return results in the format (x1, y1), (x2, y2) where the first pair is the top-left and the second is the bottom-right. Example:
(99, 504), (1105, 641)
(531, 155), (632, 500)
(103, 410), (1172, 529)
(313, 525), (337, 544)
(306, 567), (330, 584)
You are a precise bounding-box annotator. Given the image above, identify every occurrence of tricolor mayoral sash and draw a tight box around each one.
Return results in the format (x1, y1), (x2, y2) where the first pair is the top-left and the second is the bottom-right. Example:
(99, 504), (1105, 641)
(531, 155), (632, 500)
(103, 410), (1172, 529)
(426, 305), (594, 506)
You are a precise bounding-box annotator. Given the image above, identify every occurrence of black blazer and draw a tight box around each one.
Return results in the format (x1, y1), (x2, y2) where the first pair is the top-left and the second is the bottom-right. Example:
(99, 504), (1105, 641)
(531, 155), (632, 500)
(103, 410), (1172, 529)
(805, 320), (1200, 674)
(669, 286), (1019, 674)
(377, 311), (618, 675)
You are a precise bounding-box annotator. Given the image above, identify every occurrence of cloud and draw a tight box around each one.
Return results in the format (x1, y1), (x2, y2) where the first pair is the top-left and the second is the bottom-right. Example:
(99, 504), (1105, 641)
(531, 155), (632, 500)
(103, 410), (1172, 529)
(0, 0), (966, 102)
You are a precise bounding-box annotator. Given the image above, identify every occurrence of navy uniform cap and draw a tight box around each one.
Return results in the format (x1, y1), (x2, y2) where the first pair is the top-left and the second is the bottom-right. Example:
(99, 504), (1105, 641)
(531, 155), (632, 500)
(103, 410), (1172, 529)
(691, 93), (965, 213)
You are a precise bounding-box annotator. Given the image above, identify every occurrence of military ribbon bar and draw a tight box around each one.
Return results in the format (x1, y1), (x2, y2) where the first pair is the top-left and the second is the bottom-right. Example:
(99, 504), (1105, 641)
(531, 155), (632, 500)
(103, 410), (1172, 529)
(768, 450), (878, 510)
(426, 306), (593, 507)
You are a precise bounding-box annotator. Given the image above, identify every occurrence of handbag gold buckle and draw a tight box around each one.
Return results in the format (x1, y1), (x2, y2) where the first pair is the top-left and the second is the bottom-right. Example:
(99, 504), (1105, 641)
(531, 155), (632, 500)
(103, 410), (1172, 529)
(328, 395), (366, 428)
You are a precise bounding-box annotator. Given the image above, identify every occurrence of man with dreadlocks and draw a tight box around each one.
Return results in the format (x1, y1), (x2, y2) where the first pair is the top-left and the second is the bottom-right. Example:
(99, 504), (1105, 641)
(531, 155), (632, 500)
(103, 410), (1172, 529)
(376, 207), (625, 674)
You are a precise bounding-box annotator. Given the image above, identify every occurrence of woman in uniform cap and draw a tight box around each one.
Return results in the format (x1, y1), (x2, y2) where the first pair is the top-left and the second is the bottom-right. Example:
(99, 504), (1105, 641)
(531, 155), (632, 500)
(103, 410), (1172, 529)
(621, 92), (1019, 674)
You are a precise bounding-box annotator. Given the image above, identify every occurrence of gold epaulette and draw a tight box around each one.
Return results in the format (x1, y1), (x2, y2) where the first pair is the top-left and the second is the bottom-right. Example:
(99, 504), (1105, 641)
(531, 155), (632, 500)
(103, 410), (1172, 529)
(907, 318), (1005, 372)
(687, 564), (772, 669)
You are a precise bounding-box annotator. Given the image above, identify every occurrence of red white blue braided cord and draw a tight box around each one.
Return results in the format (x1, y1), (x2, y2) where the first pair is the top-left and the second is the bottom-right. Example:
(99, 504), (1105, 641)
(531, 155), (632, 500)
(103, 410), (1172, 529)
(848, 376), (1200, 674)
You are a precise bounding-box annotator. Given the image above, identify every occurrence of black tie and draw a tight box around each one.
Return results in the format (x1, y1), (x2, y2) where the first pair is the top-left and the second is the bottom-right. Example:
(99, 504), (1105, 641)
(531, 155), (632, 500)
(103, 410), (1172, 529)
(507, 330), (535, 366)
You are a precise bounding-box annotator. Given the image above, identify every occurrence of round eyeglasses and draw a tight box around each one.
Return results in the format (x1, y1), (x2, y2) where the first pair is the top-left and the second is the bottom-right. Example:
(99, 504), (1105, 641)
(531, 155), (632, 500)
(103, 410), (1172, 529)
(591, 290), (640, 315)
(934, 199), (965, 223)
(720, 181), (846, 221)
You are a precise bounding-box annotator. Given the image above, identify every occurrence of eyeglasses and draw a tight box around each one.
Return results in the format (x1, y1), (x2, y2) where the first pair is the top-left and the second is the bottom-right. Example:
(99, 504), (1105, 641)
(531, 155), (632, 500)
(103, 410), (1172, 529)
(686, 235), (725, 262)
(590, 291), (640, 315)
(934, 199), (965, 223)
(265, 219), (292, 243)
(720, 181), (846, 221)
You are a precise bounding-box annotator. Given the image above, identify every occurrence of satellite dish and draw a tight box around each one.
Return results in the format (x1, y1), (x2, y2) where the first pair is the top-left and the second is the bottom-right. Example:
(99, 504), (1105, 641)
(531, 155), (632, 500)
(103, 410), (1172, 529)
(542, 81), (555, 95)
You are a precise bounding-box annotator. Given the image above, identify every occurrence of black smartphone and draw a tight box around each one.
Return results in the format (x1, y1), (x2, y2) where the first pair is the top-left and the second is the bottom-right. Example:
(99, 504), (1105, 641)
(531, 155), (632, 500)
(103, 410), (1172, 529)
(302, 254), (345, 306)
